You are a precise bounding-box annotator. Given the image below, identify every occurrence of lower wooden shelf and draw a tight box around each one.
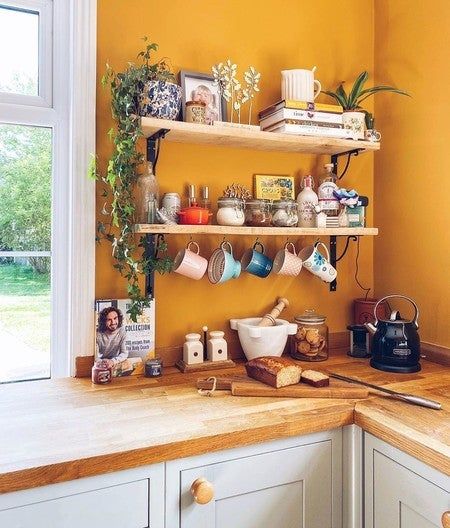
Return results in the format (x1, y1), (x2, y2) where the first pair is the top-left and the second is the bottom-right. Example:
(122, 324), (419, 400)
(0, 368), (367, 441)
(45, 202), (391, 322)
(134, 224), (378, 236)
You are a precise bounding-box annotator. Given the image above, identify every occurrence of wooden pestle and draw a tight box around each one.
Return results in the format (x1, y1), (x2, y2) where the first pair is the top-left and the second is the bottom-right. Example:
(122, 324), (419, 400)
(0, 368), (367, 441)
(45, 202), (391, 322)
(258, 297), (289, 327)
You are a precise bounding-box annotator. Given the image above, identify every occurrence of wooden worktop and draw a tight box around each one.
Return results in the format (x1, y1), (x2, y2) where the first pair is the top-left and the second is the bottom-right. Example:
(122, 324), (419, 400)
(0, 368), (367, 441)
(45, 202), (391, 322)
(0, 354), (448, 494)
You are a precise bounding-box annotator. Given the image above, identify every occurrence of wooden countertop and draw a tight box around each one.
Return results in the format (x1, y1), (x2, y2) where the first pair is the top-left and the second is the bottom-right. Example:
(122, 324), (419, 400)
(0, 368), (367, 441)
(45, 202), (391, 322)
(0, 354), (448, 494)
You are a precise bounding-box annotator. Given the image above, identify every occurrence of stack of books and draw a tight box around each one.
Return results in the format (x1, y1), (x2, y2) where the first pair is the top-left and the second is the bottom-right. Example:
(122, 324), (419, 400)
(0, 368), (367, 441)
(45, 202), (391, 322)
(259, 100), (350, 139)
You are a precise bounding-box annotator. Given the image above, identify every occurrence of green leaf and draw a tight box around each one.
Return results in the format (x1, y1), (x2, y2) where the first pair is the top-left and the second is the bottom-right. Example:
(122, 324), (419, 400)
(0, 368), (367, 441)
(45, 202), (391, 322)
(347, 71), (368, 109)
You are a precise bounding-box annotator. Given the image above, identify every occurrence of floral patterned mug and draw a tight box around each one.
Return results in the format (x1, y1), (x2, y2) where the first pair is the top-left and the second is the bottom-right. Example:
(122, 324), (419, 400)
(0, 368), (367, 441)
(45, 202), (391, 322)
(298, 241), (337, 283)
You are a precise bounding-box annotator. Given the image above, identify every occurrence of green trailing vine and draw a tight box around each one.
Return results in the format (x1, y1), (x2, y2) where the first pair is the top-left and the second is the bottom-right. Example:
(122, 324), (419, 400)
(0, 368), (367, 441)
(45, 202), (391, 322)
(94, 37), (174, 321)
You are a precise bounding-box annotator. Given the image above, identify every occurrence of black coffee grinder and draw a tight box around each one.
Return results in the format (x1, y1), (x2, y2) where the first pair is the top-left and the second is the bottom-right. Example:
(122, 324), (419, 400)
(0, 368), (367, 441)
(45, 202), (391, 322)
(347, 324), (370, 358)
(365, 295), (421, 373)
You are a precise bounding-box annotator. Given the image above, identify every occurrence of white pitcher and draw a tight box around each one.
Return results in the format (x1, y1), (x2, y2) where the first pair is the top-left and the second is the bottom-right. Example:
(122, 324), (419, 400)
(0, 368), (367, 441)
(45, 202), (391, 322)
(281, 68), (321, 102)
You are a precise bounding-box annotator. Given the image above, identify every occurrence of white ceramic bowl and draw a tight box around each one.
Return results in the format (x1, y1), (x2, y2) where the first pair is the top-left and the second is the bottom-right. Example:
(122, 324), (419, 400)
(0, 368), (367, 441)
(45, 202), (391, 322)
(230, 317), (297, 361)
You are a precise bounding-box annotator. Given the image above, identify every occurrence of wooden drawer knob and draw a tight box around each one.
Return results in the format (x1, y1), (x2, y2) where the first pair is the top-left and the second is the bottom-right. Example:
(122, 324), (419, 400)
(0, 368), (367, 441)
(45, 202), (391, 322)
(190, 477), (214, 504)
(442, 511), (450, 528)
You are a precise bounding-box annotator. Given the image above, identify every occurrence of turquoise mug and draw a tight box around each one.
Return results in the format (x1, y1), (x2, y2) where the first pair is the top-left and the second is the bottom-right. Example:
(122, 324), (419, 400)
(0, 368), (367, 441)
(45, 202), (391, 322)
(208, 241), (241, 284)
(241, 241), (273, 278)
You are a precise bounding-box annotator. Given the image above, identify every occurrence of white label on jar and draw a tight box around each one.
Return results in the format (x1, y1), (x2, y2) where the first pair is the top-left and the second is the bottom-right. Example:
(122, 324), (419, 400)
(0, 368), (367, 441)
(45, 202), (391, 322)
(348, 213), (360, 222)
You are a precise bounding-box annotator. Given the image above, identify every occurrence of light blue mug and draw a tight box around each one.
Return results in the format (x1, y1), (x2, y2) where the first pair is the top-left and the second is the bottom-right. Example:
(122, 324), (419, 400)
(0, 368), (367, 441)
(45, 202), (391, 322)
(208, 241), (241, 284)
(241, 241), (273, 278)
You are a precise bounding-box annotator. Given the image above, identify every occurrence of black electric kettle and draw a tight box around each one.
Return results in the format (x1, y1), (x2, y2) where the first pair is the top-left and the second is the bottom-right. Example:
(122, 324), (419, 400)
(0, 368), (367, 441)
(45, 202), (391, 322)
(365, 295), (421, 373)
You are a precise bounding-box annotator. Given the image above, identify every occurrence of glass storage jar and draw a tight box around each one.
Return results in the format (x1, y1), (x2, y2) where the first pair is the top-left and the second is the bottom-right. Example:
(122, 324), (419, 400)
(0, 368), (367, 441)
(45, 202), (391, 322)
(271, 199), (299, 227)
(244, 199), (272, 227)
(216, 197), (245, 226)
(290, 309), (328, 361)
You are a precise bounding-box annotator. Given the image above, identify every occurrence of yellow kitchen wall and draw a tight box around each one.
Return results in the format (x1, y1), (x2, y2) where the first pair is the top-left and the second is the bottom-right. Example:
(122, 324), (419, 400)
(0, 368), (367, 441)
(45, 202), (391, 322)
(96, 0), (375, 352)
(374, 0), (450, 348)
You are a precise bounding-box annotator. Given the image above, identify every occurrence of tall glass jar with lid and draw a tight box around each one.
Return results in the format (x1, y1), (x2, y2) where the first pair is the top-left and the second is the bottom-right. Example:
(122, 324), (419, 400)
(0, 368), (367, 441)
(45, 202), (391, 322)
(290, 309), (328, 361)
(216, 197), (245, 226)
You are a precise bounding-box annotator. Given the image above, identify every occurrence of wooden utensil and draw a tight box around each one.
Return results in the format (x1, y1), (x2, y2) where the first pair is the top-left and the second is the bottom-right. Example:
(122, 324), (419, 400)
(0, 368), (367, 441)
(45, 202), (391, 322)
(231, 380), (369, 399)
(258, 297), (289, 327)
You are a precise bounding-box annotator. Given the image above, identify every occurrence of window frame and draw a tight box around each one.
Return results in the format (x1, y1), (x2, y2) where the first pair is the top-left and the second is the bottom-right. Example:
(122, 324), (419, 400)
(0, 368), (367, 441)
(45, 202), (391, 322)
(0, 0), (96, 380)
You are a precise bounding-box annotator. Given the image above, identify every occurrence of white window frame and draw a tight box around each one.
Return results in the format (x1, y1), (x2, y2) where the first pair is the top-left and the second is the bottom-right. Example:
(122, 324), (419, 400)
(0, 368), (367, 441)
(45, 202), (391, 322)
(0, 0), (96, 379)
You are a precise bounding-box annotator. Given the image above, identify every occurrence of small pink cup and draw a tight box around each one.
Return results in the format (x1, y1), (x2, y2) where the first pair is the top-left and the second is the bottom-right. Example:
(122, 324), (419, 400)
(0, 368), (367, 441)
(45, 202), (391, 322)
(272, 242), (303, 276)
(173, 241), (207, 280)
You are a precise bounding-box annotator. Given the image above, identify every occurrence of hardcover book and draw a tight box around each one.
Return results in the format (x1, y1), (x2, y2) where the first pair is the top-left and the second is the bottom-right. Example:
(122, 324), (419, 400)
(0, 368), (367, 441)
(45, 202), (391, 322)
(258, 100), (343, 119)
(264, 122), (351, 139)
(260, 108), (343, 129)
(95, 298), (155, 376)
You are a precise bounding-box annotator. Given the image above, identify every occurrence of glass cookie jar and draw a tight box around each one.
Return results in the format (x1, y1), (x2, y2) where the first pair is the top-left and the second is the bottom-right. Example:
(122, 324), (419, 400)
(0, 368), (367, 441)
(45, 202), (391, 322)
(290, 309), (328, 361)
(244, 199), (272, 227)
(216, 197), (245, 226)
(271, 199), (299, 227)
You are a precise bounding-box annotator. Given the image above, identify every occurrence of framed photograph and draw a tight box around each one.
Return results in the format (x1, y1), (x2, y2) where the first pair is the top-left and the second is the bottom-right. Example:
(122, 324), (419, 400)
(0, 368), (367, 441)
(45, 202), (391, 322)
(180, 70), (227, 124)
(254, 174), (295, 201)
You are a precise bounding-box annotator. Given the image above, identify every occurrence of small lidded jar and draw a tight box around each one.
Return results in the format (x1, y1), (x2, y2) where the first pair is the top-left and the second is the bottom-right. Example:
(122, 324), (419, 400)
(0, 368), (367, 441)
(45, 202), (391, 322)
(290, 309), (328, 361)
(92, 359), (112, 384)
(244, 199), (272, 227)
(216, 197), (245, 226)
(271, 199), (299, 227)
(185, 100), (206, 124)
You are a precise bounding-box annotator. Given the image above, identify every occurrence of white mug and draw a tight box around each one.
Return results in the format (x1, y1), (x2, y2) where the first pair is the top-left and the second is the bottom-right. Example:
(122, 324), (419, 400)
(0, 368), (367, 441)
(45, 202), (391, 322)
(281, 69), (321, 102)
(298, 241), (337, 283)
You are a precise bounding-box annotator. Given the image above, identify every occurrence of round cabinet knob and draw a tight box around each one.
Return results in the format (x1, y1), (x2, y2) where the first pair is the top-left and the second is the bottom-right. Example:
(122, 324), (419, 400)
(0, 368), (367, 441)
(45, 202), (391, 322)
(190, 477), (214, 504)
(442, 511), (450, 528)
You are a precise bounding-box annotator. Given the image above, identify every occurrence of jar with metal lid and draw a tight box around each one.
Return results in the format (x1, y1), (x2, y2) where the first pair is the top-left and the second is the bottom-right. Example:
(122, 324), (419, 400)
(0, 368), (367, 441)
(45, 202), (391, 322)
(185, 100), (206, 124)
(272, 199), (299, 227)
(290, 309), (328, 361)
(216, 197), (245, 226)
(244, 199), (272, 227)
(91, 359), (112, 384)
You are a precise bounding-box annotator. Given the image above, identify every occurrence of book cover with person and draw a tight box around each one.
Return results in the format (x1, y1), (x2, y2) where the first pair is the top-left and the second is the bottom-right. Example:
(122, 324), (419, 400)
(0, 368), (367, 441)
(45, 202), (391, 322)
(94, 298), (155, 376)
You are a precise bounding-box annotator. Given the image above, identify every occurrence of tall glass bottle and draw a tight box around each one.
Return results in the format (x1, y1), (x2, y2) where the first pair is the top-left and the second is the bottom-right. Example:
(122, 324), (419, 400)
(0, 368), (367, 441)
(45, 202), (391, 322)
(135, 161), (159, 223)
(318, 163), (339, 216)
(297, 175), (318, 227)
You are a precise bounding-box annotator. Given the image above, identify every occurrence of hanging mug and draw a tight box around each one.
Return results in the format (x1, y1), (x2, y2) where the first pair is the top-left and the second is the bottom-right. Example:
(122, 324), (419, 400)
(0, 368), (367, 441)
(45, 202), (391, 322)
(173, 241), (208, 280)
(298, 241), (337, 283)
(241, 241), (273, 278)
(272, 242), (303, 276)
(208, 241), (241, 284)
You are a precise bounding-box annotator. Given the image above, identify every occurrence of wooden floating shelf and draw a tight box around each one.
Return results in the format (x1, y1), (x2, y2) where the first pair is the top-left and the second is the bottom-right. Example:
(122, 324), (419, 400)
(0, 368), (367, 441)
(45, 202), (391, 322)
(141, 117), (380, 156)
(134, 224), (378, 236)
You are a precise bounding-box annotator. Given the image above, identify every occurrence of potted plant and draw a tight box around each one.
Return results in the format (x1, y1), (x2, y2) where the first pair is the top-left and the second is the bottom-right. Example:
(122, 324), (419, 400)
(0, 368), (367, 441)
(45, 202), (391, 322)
(323, 71), (409, 140)
(96, 37), (175, 321)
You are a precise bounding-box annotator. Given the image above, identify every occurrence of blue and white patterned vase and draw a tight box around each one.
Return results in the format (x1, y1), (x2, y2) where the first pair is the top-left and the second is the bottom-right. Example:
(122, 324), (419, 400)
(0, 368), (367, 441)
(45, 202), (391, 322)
(138, 80), (182, 120)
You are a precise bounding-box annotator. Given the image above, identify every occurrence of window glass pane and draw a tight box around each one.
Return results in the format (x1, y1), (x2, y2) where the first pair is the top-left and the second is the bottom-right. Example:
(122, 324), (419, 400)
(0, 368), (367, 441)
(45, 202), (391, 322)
(0, 124), (51, 383)
(0, 6), (39, 96)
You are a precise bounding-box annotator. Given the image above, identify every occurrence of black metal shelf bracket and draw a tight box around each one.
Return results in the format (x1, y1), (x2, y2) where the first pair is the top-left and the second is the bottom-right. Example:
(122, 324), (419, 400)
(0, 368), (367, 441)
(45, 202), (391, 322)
(329, 235), (359, 291)
(146, 128), (170, 167)
(331, 149), (363, 180)
(144, 233), (166, 298)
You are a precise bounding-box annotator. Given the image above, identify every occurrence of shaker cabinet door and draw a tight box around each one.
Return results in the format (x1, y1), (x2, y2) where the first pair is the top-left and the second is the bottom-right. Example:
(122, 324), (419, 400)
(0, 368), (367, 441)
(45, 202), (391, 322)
(364, 433), (449, 528)
(167, 431), (342, 528)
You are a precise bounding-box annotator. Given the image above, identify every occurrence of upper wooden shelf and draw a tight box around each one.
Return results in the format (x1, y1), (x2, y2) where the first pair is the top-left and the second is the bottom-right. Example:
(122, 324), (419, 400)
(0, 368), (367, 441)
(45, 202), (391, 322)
(141, 117), (380, 156)
(134, 224), (378, 236)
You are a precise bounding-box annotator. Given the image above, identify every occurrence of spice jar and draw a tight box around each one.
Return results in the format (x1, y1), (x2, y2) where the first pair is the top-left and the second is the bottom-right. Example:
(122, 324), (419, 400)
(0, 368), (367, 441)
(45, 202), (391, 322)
(272, 199), (299, 227)
(244, 199), (272, 227)
(92, 359), (112, 384)
(185, 100), (206, 124)
(216, 197), (245, 226)
(290, 309), (328, 361)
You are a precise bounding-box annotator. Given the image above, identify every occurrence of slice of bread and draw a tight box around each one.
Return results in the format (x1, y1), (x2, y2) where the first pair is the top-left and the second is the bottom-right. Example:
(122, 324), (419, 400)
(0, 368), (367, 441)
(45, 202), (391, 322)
(245, 356), (302, 388)
(301, 370), (330, 387)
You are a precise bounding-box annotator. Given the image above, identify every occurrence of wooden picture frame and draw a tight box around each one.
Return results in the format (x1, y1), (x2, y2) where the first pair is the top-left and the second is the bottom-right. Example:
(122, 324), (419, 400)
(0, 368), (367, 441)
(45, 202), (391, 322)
(253, 174), (295, 201)
(179, 70), (227, 124)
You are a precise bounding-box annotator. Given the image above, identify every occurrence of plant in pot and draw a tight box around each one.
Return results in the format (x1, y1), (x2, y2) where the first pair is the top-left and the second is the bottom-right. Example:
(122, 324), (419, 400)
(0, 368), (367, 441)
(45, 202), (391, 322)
(323, 71), (409, 140)
(96, 37), (175, 321)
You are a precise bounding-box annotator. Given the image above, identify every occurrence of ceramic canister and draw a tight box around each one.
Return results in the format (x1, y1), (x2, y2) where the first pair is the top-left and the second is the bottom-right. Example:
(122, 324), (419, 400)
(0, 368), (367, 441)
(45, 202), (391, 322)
(208, 241), (241, 284)
(241, 241), (273, 278)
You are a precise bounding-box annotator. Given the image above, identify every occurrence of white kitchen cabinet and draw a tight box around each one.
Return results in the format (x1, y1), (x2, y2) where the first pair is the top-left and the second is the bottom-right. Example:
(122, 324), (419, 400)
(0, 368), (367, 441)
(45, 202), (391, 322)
(0, 463), (164, 528)
(364, 433), (450, 528)
(166, 430), (343, 528)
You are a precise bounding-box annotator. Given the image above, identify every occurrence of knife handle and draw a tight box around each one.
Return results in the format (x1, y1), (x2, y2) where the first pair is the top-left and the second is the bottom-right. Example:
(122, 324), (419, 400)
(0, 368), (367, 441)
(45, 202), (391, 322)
(394, 393), (442, 410)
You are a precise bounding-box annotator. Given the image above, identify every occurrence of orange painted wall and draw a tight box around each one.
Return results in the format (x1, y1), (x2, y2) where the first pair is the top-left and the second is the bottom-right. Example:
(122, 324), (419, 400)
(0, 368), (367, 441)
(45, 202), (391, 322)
(96, 0), (375, 349)
(374, 0), (450, 347)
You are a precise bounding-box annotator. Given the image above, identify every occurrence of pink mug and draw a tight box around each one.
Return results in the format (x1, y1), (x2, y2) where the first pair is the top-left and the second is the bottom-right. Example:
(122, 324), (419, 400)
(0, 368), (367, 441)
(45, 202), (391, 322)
(173, 241), (207, 280)
(272, 242), (303, 276)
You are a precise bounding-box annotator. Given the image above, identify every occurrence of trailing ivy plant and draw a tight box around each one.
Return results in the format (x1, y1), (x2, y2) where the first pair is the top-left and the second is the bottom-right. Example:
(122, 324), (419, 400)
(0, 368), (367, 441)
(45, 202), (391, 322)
(94, 37), (174, 321)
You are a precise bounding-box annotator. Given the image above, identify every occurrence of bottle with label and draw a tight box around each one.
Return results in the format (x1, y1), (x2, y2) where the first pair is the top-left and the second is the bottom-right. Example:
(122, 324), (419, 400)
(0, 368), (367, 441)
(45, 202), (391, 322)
(297, 175), (318, 227)
(135, 161), (159, 223)
(318, 163), (339, 216)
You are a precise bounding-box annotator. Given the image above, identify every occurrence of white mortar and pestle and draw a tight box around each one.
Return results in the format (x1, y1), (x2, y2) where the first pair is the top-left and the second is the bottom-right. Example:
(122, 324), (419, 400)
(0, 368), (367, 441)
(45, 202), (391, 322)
(230, 298), (297, 360)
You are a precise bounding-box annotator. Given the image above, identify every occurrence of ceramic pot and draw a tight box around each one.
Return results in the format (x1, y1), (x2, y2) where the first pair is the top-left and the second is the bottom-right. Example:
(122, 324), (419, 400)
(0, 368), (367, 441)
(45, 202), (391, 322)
(177, 206), (212, 225)
(342, 111), (365, 140)
(230, 317), (297, 360)
(138, 80), (182, 120)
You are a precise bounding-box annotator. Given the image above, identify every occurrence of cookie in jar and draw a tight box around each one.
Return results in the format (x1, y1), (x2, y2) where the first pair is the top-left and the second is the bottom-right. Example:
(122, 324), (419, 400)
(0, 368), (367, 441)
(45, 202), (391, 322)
(290, 309), (328, 361)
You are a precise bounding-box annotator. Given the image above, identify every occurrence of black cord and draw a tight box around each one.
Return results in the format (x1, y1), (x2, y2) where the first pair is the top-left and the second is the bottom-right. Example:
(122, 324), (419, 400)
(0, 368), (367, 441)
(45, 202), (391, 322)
(338, 153), (351, 180)
(354, 236), (371, 300)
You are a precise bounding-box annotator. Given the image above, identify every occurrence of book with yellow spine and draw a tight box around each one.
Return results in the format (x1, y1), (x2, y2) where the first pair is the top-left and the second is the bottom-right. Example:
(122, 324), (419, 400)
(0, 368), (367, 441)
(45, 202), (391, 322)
(259, 100), (343, 119)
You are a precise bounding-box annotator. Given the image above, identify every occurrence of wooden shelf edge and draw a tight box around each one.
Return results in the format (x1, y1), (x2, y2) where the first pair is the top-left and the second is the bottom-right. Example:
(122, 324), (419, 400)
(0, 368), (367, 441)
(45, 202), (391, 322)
(134, 224), (378, 236)
(141, 117), (380, 155)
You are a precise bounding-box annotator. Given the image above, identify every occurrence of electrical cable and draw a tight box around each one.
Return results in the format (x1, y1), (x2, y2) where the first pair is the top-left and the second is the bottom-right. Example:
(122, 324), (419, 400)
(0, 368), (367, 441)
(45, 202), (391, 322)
(354, 236), (371, 300)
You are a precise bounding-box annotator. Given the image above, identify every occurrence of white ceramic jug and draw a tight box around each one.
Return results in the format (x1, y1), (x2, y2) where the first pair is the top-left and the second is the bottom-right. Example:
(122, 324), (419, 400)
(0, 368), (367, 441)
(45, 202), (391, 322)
(281, 67), (321, 102)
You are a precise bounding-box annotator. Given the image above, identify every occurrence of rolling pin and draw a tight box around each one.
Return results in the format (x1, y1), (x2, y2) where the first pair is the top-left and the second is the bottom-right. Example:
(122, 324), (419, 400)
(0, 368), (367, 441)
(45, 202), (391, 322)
(258, 297), (289, 327)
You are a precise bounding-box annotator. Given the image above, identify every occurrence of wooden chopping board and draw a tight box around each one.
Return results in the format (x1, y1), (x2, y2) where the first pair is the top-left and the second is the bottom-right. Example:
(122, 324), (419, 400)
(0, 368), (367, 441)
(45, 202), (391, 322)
(197, 377), (369, 399)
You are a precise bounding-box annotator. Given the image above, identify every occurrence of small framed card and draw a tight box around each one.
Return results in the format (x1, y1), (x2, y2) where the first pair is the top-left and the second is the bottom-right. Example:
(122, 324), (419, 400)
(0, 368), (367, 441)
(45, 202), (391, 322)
(254, 174), (295, 201)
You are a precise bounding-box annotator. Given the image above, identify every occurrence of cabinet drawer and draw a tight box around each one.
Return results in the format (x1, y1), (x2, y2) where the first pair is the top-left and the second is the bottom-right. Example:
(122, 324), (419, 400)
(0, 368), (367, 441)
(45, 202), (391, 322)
(0, 478), (149, 528)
